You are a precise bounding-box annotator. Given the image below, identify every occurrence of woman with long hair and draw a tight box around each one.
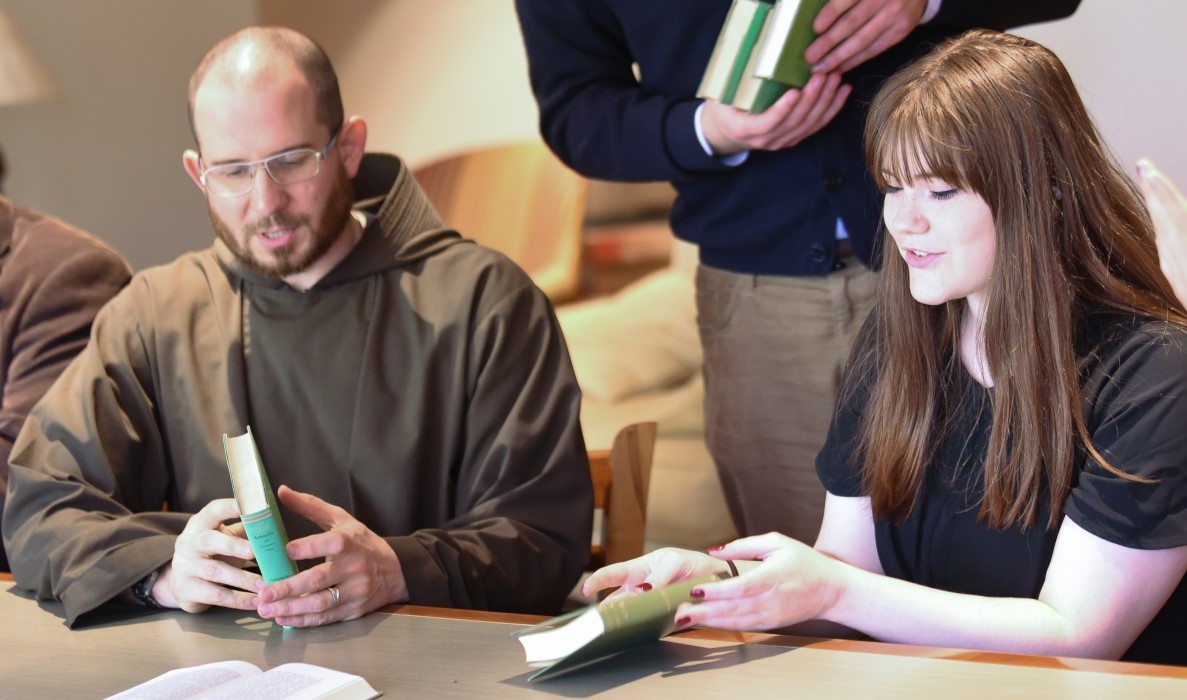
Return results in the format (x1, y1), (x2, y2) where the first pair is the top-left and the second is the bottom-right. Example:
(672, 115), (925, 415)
(584, 29), (1187, 665)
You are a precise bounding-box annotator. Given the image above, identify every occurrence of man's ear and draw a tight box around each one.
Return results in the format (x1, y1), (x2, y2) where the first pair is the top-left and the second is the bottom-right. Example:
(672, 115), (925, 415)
(337, 116), (368, 179)
(182, 150), (206, 190)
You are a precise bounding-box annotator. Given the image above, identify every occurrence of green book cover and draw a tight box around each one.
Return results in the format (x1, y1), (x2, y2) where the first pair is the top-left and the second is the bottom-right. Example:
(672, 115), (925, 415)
(751, 0), (829, 88)
(696, 0), (772, 105)
(223, 427), (298, 583)
(730, 37), (793, 114)
(513, 572), (729, 681)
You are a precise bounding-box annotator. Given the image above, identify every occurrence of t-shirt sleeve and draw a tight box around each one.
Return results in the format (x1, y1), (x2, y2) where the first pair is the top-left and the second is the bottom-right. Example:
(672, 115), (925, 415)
(1065, 322), (1187, 550)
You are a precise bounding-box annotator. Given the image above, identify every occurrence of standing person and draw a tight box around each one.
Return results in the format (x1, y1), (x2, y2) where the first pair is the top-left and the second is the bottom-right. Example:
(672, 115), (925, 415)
(582, 30), (1187, 665)
(0, 196), (131, 571)
(515, 0), (1081, 542)
(1137, 158), (1187, 308)
(2, 26), (592, 628)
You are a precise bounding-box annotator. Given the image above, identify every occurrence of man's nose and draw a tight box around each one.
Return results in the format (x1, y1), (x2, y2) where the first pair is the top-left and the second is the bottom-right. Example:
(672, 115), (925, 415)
(248, 164), (287, 214)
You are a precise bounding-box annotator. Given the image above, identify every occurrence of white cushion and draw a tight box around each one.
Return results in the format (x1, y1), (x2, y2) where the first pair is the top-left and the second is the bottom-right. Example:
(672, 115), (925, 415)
(557, 269), (702, 403)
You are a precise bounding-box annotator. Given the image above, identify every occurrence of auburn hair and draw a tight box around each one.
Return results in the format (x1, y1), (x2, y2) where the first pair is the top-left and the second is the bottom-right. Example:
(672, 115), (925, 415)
(856, 29), (1186, 530)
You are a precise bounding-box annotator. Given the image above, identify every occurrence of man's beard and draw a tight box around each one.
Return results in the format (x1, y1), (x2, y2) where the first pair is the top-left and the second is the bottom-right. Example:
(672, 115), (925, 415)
(210, 166), (355, 280)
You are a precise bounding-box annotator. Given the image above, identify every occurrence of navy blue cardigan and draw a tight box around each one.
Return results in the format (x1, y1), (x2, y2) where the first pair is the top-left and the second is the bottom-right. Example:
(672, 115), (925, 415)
(516, 0), (1080, 276)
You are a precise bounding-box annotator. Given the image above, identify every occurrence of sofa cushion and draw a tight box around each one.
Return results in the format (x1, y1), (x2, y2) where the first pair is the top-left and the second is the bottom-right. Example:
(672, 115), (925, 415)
(556, 269), (701, 403)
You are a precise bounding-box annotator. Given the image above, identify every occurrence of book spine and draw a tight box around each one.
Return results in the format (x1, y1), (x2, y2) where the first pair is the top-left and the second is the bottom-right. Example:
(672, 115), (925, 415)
(744, 79), (791, 114)
(720, 3), (772, 105)
(598, 572), (727, 635)
(241, 507), (298, 582)
(753, 0), (829, 87)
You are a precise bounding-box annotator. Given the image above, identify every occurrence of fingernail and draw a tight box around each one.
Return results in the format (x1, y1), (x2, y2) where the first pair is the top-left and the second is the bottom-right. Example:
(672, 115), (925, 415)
(690, 588), (705, 599)
(258, 604), (273, 617)
(676, 615), (691, 627)
(707, 544), (726, 552)
(635, 582), (652, 592)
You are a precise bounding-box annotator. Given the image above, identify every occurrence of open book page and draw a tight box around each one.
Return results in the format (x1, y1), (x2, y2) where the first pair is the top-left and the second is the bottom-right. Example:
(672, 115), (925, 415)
(518, 606), (607, 665)
(106, 661), (380, 700)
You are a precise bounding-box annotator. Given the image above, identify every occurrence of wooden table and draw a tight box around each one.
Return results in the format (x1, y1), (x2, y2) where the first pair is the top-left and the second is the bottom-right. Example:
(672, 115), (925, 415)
(3, 575), (1186, 698)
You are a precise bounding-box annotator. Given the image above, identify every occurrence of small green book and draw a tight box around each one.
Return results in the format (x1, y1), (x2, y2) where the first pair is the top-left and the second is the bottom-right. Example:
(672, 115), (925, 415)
(223, 427), (298, 583)
(696, 0), (772, 106)
(750, 0), (829, 88)
(513, 572), (729, 681)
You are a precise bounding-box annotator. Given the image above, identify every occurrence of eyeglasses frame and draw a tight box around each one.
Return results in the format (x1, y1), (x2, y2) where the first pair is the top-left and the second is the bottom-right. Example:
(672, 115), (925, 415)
(198, 126), (343, 197)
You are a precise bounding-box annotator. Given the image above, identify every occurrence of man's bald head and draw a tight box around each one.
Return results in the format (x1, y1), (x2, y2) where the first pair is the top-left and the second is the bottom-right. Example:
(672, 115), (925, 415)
(187, 26), (343, 148)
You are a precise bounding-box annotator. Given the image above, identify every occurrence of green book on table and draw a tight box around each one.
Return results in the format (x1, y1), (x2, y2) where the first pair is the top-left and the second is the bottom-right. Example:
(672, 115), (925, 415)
(513, 572), (729, 681)
(223, 426), (298, 583)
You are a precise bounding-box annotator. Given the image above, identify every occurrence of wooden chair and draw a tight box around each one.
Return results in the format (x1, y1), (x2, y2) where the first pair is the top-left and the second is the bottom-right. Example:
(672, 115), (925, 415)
(411, 141), (588, 304)
(588, 422), (657, 569)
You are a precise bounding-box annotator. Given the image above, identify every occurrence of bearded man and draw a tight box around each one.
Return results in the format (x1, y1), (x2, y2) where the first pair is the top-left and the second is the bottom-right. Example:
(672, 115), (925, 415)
(1, 26), (591, 628)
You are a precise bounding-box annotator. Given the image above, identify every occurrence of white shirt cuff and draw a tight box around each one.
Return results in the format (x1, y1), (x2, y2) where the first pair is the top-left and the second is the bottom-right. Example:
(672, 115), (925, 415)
(921, 0), (942, 24)
(695, 102), (749, 167)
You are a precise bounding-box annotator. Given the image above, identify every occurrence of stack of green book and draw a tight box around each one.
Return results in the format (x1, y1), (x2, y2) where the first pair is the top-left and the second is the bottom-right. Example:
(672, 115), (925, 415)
(696, 0), (829, 114)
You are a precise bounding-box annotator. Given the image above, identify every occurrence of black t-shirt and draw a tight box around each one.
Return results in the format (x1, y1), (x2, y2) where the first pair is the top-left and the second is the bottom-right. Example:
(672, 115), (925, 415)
(817, 312), (1187, 665)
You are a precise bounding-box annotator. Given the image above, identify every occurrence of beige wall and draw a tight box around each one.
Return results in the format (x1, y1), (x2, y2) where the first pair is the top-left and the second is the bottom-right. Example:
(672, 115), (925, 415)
(1019, 2), (1187, 190)
(0, 1), (1184, 270)
(258, 0), (539, 170)
(0, 1), (257, 270)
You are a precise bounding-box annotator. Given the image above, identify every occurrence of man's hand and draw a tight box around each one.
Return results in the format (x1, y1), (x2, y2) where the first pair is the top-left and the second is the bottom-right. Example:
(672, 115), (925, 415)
(255, 485), (407, 628)
(157, 498), (262, 613)
(701, 72), (850, 156)
(805, 0), (927, 75)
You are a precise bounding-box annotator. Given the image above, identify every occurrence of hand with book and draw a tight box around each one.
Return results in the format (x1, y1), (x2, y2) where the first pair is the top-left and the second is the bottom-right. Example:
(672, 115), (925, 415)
(582, 546), (732, 603)
(804, 0), (927, 74)
(1137, 158), (1187, 308)
(583, 533), (842, 633)
(158, 498), (265, 613)
(253, 485), (408, 628)
(701, 70), (851, 155)
(157, 487), (408, 627)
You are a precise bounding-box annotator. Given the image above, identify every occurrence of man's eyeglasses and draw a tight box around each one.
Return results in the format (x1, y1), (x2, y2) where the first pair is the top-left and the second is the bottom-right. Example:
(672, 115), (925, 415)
(199, 129), (340, 198)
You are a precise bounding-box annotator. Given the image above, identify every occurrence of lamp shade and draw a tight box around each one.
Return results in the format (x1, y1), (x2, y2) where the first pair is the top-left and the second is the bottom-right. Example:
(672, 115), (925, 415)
(0, 8), (55, 107)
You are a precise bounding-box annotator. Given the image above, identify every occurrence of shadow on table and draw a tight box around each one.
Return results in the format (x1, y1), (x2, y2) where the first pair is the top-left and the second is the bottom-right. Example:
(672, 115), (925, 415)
(501, 638), (792, 697)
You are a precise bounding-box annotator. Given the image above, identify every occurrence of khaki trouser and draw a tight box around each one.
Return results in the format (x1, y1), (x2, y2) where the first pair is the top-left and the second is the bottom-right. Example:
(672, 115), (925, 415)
(696, 261), (878, 542)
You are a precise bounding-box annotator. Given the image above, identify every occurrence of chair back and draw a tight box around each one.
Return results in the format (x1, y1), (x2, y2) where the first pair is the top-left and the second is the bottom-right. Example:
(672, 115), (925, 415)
(588, 422), (657, 568)
(412, 141), (587, 303)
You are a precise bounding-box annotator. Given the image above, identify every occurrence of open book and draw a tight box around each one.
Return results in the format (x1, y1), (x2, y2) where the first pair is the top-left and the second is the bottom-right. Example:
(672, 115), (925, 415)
(105, 661), (380, 700)
(513, 572), (728, 681)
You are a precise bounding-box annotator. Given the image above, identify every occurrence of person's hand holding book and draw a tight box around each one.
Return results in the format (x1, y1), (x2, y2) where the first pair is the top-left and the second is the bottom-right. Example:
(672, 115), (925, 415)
(805, 0), (928, 74)
(160, 499), (263, 613)
(254, 485), (409, 628)
(702, 71), (850, 155)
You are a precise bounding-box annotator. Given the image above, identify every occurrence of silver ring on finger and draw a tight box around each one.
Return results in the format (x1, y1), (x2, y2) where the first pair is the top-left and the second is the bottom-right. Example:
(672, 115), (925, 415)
(327, 585), (341, 608)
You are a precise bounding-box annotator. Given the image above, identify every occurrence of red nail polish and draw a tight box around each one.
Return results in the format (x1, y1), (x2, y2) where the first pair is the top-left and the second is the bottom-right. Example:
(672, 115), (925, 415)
(690, 588), (705, 599)
(635, 582), (652, 592)
(707, 544), (726, 552)
(676, 615), (691, 627)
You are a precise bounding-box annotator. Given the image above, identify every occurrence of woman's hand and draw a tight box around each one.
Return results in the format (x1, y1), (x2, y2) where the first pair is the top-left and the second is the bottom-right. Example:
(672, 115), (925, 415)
(675, 533), (845, 631)
(581, 547), (727, 601)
